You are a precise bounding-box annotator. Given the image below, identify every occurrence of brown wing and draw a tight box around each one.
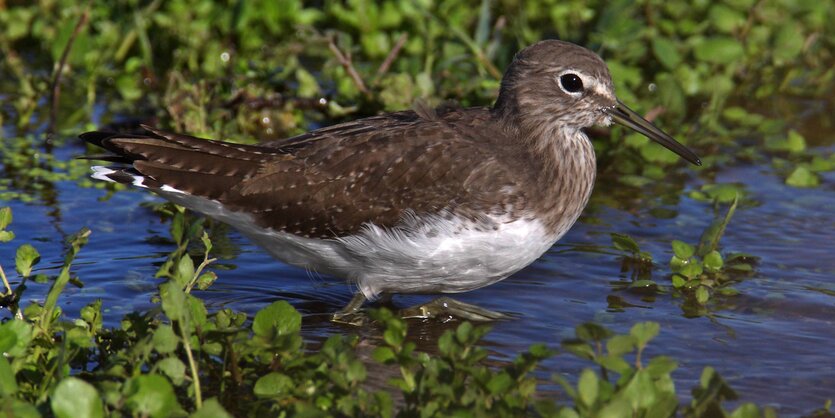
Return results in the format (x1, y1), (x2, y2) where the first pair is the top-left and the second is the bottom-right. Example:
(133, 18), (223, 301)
(81, 108), (532, 238)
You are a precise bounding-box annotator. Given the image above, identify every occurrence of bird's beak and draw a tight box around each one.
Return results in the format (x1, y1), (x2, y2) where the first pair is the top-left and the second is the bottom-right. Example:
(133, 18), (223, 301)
(605, 99), (701, 166)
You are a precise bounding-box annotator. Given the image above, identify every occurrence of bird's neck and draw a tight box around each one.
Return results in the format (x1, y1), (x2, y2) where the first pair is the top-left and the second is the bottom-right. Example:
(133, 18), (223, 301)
(493, 106), (597, 236)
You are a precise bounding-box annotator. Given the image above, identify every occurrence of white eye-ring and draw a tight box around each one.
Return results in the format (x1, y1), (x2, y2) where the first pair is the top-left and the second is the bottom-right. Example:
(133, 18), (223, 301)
(557, 71), (585, 97)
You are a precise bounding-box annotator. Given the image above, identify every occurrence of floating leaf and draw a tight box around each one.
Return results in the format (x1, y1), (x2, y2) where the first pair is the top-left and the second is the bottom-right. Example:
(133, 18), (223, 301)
(0, 207), (11, 230)
(672, 240), (694, 259)
(704, 251), (724, 272)
(611, 233), (641, 254)
(785, 166), (819, 188)
(696, 286), (711, 304)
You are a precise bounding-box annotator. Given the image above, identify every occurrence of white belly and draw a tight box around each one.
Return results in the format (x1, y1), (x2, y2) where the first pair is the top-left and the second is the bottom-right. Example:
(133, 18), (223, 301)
(155, 188), (560, 299)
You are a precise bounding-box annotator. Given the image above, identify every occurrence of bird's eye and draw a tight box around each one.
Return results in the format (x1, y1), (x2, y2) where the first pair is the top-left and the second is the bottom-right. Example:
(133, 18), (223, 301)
(559, 73), (584, 94)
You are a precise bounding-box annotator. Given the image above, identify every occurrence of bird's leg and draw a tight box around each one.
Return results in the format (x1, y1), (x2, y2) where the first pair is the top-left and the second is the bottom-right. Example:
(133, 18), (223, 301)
(331, 293), (368, 325)
(399, 296), (510, 322)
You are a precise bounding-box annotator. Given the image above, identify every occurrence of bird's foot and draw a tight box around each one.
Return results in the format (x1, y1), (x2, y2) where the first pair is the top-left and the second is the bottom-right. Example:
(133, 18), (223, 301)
(330, 293), (369, 326)
(399, 296), (510, 322)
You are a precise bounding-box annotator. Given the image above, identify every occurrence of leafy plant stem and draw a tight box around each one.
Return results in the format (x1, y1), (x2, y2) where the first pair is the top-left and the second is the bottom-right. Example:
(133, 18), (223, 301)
(178, 319), (203, 409)
(185, 254), (216, 294)
(41, 228), (91, 330)
(0, 262), (11, 296)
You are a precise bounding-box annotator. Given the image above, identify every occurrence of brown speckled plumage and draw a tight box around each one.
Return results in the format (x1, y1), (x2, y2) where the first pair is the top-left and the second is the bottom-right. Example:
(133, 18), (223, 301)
(82, 41), (699, 304)
(82, 41), (617, 240)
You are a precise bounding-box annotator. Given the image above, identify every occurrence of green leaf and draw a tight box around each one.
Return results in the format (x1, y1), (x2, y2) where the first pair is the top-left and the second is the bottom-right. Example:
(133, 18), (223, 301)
(766, 130), (806, 153)
(645, 356), (678, 378)
(252, 300), (301, 338)
(2, 399), (39, 418)
(690, 183), (746, 204)
(652, 38), (681, 69)
(124, 374), (178, 418)
(455, 321), (473, 343)
(704, 251), (724, 272)
(606, 335), (635, 356)
(598, 398), (632, 418)
(487, 372), (513, 395)
(51, 377), (104, 418)
(346, 359), (366, 382)
(578, 368), (598, 407)
(696, 286), (711, 304)
(171, 210), (185, 245)
(680, 261), (704, 278)
(156, 358), (186, 386)
(611, 233), (640, 253)
(152, 325), (178, 354)
(196, 272), (217, 290)
(0, 230), (14, 242)
(15, 244), (40, 277)
(597, 355), (632, 374)
(629, 280), (658, 290)
(175, 255), (195, 287)
(160, 281), (186, 321)
(786, 166), (819, 188)
(730, 403), (762, 418)
(0, 207), (12, 230)
(708, 5), (746, 33)
(0, 356), (18, 395)
(372, 346), (396, 363)
(694, 37), (745, 64)
(785, 130), (806, 153)
(199, 232), (213, 254)
(630, 322), (660, 349)
(671, 240), (694, 259)
(191, 398), (233, 418)
(0, 319), (33, 357)
(254, 372), (293, 398)
(576, 322), (613, 342)
(295, 67), (321, 97)
(773, 25), (805, 64)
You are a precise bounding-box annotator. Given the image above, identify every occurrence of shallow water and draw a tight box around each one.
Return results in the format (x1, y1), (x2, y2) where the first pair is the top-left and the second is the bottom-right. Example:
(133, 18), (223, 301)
(2, 118), (835, 415)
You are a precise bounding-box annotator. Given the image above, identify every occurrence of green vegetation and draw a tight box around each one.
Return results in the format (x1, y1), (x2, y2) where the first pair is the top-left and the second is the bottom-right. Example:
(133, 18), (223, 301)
(0, 206), (781, 416)
(1, 0), (834, 416)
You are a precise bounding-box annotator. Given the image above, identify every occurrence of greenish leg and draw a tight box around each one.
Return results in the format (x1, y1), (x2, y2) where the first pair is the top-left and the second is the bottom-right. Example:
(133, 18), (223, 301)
(399, 296), (510, 322)
(331, 293), (368, 326)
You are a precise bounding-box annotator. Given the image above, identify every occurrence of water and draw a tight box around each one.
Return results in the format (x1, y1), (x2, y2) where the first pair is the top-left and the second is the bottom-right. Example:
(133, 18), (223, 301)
(2, 123), (834, 415)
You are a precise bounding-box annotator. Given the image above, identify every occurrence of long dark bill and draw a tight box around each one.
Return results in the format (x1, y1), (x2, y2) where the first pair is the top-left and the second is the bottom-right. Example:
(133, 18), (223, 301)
(606, 100), (701, 166)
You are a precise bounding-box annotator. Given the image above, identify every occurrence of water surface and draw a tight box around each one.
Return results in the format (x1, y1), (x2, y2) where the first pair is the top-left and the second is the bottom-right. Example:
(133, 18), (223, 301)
(2, 114), (834, 416)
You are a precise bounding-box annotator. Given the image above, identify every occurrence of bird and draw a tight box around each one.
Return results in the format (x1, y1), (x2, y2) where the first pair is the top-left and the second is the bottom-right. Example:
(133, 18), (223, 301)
(81, 40), (700, 322)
